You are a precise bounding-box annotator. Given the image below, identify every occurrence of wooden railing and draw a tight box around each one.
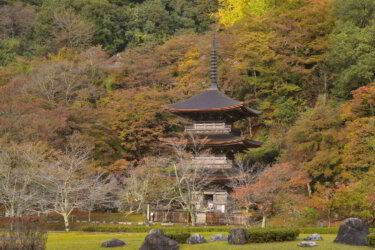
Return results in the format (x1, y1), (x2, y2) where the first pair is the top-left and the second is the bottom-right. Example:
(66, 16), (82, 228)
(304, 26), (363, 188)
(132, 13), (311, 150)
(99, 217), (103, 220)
(185, 122), (231, 134)
(189, 156), (233, 169)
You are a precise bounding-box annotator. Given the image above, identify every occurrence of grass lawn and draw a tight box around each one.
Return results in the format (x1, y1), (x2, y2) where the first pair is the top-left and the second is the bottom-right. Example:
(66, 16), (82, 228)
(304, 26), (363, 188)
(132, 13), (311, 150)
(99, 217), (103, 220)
(47, 232), (374, 250)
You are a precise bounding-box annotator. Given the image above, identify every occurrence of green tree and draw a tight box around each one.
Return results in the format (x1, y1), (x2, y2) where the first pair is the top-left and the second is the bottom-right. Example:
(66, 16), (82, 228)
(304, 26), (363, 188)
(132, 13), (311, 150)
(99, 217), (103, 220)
(283, 86), (375, 186)
(282, 97), (343, 184)
(333, 180), (375, 223)
(0, 38), (20, 66)
(326, 0), (375, 99)
(333, 0), (375, 28)
(327, 21), (375, 99)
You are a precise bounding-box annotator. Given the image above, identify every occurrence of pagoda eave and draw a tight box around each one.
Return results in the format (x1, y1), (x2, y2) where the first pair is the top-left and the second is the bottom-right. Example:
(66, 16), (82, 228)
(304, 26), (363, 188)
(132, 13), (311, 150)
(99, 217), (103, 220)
(159, 137), (262, 148)
(241, 106), (262, 116)
(156, 169), (252, 182)
(161, 103), (244, 112)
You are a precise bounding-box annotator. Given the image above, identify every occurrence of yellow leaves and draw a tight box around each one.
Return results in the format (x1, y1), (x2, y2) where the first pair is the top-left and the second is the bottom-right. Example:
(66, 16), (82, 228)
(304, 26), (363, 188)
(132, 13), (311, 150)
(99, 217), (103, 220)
(339, 102), (355, 121)
(177, 48), (200, 71)
(217, 0), (273, 27)
(217, 0), (247, 27)
(175, 47), (202, 90)
(277, 84), (301, 95)
(48, 48), (79, 62)
(233, 31), (277, 63)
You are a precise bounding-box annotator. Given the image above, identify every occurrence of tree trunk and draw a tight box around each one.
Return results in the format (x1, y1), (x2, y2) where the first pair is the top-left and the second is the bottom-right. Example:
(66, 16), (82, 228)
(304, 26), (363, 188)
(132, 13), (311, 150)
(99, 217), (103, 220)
(88, 210), (91, 223)
(247, 118), (253, 137)
(369, 103), (374, 117)
(307, 183), (312, 197)
(190, 209), (196, 227)
(147, 204), (150, 222)
(6, 205), (15, 217)
(261, 214), (266, 228)
(323, 73), (327, 105)
(328, 210), (331, 227)
(63, 214), (70, 232)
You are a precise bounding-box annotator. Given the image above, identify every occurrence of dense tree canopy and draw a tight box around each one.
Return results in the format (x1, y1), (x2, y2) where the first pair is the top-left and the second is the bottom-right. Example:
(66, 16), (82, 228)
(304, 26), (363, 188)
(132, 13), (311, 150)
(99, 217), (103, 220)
(0, 0), (374, 225)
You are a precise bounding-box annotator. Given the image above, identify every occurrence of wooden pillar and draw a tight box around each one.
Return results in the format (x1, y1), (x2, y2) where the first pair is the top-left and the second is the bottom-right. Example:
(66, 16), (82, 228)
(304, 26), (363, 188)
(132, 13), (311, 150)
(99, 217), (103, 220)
(147, 204), (150, 221)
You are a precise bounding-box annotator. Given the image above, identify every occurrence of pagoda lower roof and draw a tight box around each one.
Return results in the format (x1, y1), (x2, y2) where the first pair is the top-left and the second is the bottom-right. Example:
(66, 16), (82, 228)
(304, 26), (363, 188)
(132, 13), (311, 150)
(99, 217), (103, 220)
(157, 168), (249, 181)
(160, 134), (262, 148)
(161, 87), (261, 116)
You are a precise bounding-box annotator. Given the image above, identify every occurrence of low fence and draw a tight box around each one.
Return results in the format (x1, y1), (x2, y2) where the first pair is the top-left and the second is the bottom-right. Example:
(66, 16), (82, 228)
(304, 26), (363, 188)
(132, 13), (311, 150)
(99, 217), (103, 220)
(152, 211), (190, 224)
(152, 211), (250, 225)
(206, 212), (250, 225)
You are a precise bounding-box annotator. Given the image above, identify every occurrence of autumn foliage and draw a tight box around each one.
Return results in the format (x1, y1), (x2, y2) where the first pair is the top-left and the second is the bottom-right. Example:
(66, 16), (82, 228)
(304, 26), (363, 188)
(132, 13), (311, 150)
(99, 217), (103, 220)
(232, 163), (310, 226)
(0, 0), (374, 226)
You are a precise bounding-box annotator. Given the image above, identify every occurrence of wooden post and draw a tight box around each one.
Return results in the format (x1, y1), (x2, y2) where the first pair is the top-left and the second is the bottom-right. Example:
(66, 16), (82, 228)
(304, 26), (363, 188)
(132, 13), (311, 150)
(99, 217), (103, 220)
(147, 204), (150, 221)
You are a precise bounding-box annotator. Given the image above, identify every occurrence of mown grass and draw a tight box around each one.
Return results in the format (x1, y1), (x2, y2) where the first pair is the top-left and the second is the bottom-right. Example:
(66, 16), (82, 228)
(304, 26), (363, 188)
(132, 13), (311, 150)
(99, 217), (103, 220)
(46, 232), (374, 250)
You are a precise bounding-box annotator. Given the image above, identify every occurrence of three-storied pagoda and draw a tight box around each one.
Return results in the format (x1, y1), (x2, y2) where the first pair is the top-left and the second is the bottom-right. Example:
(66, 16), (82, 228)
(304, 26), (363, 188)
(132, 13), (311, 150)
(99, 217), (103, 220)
(161, 39), (262, 213)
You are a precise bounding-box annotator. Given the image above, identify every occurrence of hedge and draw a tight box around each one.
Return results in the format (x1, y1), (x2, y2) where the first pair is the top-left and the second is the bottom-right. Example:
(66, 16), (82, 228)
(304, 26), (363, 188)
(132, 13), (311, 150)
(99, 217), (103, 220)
(296, 227), (338, 234)
(368, 234), (375, 247)
(82, 226), (155, 233)
(81, 225), (238, 233)
(295, 227), (375, 234)
(245, 229), (299, 243)
(164, 232), (191, 243)
(81, 225), (374, 235)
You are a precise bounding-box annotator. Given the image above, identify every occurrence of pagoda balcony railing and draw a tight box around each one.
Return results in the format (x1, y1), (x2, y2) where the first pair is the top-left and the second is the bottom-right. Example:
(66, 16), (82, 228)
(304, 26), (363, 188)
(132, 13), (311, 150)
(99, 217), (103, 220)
(188, 156), (233, 169)
(185, 122), (231, 134)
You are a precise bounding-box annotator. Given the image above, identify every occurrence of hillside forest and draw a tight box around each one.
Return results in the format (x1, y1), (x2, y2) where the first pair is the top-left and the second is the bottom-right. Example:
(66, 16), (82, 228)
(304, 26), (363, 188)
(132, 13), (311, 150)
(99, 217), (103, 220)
(0, 0), (374, 227)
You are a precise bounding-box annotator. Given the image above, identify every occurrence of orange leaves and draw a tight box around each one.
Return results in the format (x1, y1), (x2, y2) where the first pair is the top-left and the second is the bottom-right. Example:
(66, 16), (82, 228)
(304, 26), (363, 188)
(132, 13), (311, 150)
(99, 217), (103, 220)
(232, 162), (310, 212)
(352, 83), (375, 103)
(350, 82), (375, 117)
(337, 85), (375, 179)
(311, 183), (335, 210)
(97, 88), (170, 160)
(339, 117), (375, 177)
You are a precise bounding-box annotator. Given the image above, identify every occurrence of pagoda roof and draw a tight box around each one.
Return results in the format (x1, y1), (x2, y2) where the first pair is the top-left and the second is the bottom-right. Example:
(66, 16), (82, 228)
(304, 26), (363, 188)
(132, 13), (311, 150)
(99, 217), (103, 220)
(160, 133), (262, 148)
(156, 166), (251, 182)
(161, 87), (261, 116)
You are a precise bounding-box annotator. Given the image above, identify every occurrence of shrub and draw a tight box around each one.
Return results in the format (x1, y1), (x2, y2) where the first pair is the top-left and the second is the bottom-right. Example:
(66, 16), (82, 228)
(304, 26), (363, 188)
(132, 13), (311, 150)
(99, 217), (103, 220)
(164, 232), (191, 243)
(81, 225), (239, 233)
(296, 227), (338, 234)
(245, 228), (299, 243)
(0, 217), (47, 250)
(368, 234), (375, 246)
(81, 225), (374, 235)
(82, 225), (150, 233)
(297, 227), (374, 234)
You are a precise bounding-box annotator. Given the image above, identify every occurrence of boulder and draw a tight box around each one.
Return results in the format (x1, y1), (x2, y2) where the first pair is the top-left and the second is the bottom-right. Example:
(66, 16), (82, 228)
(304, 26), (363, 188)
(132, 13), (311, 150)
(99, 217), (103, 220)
(148, 229), (164, 236)
(140, 233), (179, 250)
(297, 241), (317, 247)
(334, 217), (369, 246)
(100, 238), (126, 248)
(211, 234), (228, 242)
(186, 233), (206, 244)
(228, 228), (248, 245)
(304, 234), (323, 241)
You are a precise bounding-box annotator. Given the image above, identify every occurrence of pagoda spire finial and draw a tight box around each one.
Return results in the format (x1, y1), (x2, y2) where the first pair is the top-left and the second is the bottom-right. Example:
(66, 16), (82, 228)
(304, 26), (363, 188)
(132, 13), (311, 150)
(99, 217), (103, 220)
(211, 35), (218, 89)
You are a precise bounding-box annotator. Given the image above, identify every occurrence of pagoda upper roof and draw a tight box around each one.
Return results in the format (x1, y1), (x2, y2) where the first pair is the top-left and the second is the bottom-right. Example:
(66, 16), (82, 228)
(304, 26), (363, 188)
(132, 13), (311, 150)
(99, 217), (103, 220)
(161, 87), (261, 116)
